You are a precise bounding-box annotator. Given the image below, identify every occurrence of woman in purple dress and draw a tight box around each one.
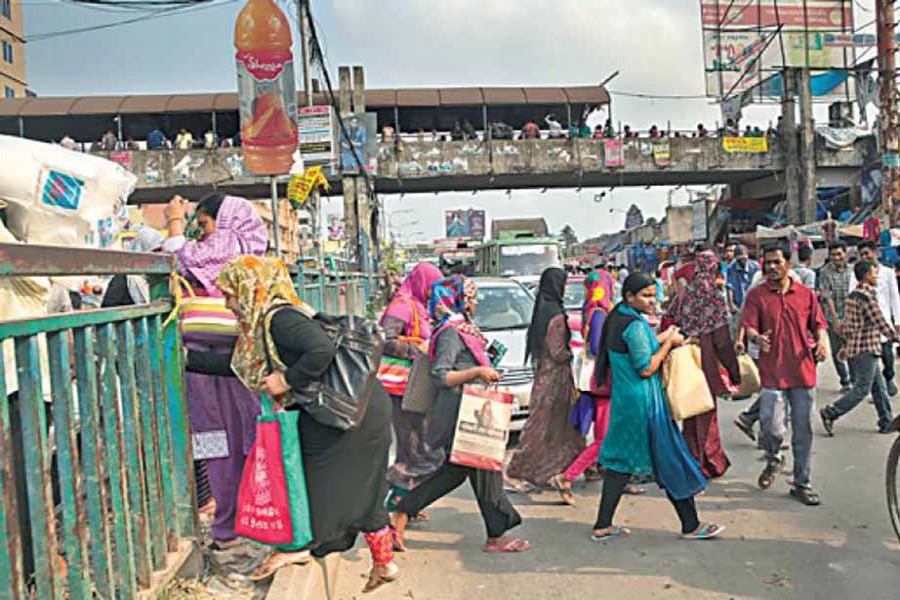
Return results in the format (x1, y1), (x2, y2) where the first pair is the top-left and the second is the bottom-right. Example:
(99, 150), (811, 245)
(164, 192), (268, 550)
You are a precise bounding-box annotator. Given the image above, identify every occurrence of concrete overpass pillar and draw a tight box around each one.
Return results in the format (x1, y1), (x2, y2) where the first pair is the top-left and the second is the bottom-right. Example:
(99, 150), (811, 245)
(782, 68), (802, 225)
(339, 65), (373, 268)
(798, 68), (817, 224)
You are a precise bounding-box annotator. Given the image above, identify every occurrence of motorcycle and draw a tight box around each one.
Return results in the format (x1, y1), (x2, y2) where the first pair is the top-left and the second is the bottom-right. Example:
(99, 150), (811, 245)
(889, 415), (900, 543)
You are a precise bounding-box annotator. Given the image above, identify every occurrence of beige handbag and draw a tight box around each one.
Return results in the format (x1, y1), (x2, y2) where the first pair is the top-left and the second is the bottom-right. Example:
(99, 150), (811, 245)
(734, 354), (761, 400)
(662, 344), (714, 421)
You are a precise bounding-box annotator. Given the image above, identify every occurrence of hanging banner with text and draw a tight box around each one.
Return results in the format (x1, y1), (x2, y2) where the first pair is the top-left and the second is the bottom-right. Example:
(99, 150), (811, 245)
(722, 137), (769, 153)
(604, 138), (624, 168)
(287, 166), (330, 208)
(653, 140), (671, 167)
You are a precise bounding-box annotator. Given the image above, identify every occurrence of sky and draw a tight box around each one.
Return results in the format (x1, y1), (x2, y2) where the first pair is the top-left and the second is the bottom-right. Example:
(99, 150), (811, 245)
(21, 0), (871, 242)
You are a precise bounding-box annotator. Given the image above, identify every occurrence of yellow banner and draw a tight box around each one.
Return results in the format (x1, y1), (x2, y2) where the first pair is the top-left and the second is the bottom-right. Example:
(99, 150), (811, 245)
(722, 137), (768, 153)
(288, 166), (330, 207)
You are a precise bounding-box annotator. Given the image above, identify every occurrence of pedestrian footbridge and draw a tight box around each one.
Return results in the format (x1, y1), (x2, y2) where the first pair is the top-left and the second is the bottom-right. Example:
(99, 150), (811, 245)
(118, 136), (871, 203)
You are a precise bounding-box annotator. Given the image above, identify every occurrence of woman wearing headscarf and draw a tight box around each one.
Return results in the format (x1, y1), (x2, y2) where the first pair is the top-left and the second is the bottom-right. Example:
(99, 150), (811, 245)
(548, 270), (643, 504)
(102, 226), (165, 307)
(378, 262), (445, 515)
(205, 257), (398, 592)
(163, 193), (267, 551)
(673, 250), (741, 479)
(592, 273), (723, 542)
(392, 276), (529, 554)
(506, 267), (584, 491)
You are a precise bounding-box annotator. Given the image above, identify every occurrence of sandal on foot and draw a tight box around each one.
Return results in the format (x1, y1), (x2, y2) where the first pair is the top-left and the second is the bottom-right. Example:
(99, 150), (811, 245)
(483, 537), (532, 553)
(590, 525), (631, 542)
(789, 487), (821, 506)
(363, 562), (400, 594)
(584, 467), (604, 482)
(734, 417), (756, 442)
(410, 511), (430, 523)
(624, 485), (646, 495)
(249, 550), (310, 582)
(758, 462), (779, 490)
(549, 474), (575, 506)
(682, 522), (725, 540)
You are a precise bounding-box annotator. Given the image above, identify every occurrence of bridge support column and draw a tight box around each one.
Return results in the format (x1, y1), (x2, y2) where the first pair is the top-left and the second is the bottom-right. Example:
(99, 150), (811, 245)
(782, 68), (802, 225)
(798, 68), (817, 225)
(339, 65), (373, 270)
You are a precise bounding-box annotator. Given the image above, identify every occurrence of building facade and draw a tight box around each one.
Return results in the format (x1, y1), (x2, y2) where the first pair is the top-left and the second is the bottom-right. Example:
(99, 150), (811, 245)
(0, 0), (25, 98)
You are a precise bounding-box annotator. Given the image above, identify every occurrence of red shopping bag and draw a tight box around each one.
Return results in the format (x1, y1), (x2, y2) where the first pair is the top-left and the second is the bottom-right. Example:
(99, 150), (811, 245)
(449, 385), (514, 472)
(235, 396), (312, 549)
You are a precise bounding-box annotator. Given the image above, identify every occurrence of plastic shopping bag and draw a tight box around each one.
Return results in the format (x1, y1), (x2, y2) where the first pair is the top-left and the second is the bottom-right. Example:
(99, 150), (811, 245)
(449, 385), (514, 471)
(235, 395), (312, 550)
(662, 345), (714, 421)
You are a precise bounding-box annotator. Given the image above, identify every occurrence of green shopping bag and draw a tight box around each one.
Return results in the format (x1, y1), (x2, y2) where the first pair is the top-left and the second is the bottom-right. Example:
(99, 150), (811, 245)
(235, 394), (313, 550)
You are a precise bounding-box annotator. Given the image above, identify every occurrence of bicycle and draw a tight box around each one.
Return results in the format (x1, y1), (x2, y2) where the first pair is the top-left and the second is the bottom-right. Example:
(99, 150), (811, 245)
(888, 415), (900, 544)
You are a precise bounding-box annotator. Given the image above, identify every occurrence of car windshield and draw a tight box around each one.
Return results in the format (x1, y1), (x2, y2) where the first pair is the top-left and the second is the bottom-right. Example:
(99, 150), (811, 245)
(473, 283), (535, 331)
(499, 243), (561, 277)
(563, 280), (585, 309)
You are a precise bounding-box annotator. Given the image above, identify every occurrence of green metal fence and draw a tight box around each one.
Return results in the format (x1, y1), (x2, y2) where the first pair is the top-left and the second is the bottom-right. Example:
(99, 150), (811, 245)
(0, 243), (196, 600)
(293, 264), (369, 316)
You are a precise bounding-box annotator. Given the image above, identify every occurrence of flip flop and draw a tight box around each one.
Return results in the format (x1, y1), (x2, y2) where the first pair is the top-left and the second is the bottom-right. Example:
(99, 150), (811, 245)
(248, 550), (311, 582)
(549, 474), (575, 506)
(590, 525), (631, 542)
(682, 522), (725, 540)
(482, 538), (532, 553)
(624, 485), (646, 495)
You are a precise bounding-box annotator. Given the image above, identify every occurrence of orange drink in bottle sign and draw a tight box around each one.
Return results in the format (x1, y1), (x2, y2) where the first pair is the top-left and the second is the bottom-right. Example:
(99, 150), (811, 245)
(234, 0), (298, 175)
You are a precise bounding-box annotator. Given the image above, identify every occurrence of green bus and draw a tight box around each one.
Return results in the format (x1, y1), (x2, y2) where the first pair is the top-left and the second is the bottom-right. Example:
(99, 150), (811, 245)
(474, 235), (562, 288)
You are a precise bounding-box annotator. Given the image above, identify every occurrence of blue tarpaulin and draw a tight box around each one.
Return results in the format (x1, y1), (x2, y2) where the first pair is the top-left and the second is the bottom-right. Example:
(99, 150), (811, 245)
(759, 70), (849, 98)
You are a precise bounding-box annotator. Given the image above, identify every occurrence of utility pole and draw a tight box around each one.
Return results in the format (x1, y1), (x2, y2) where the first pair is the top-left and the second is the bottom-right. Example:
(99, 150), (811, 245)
(878, 0), (900, 227)
(297, 0), (324, 267)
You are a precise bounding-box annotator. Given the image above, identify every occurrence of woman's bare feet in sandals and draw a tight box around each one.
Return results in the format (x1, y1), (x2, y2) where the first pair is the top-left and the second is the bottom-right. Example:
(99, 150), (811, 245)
(483, 536), (532, 553)
(681, 522), (725, 540)
(249, 550), (311, 581)
(391, 513), (409, 551)
(363, 561), (400, 593)
(624, 484), (646, 495)
(549, 473), (576, 506)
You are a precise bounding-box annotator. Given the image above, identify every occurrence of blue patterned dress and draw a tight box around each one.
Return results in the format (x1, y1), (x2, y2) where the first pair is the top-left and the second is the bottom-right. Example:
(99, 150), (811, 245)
(598, 305), (707, 500)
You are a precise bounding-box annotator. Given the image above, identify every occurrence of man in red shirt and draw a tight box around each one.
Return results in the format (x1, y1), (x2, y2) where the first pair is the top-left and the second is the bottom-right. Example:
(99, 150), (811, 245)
(741, 243), (828, 506)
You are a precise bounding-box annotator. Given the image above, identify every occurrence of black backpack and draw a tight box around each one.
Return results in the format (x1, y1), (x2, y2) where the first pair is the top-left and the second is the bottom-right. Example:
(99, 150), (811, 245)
(264, 306), (384, 431)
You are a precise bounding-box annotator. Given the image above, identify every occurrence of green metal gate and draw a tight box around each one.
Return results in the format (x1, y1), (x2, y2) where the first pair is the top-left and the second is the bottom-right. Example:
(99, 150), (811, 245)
(0, 243), (196, 599)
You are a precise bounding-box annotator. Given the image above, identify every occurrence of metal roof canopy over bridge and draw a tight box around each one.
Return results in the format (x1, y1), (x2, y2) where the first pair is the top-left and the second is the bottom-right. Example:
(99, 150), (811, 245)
(0, 85), (611, 143)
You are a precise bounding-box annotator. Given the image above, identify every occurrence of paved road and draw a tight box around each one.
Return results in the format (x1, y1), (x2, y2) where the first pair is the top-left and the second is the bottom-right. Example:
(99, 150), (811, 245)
(335, 363), (900, 600)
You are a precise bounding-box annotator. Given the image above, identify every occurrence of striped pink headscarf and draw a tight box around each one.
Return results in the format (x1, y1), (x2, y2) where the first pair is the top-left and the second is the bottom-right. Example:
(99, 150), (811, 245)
(177, 196), (268, 295)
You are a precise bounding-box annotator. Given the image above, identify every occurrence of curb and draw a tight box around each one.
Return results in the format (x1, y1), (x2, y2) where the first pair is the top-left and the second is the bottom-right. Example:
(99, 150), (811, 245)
(266, 554), (341, 600)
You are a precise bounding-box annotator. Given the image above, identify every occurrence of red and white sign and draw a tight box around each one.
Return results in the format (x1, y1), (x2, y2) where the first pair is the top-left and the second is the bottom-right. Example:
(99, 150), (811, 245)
(701, 0), (853, 29)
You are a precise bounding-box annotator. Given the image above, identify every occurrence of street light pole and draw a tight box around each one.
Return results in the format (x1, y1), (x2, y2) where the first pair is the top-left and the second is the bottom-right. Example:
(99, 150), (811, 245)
(878, 0), (900, 227)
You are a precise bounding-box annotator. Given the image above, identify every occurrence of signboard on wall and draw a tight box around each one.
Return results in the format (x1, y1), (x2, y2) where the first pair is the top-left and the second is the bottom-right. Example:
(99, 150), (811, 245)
(298, 106), (335, 164)
(700, 0), (854, 99)
(445, 208), (486, 240)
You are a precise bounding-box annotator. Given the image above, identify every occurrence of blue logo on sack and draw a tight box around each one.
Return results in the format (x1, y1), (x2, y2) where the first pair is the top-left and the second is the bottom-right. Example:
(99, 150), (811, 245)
(42, 170), (84, 210)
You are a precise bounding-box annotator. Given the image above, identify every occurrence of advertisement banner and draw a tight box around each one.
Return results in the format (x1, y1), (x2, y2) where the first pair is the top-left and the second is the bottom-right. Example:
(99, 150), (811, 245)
(339, 112), (377, 173)
(700, 1), (854, 99)
(298, 106), (335, 164)
(722, 137), (769, 153)
(287, 166), (330, 208)
(604, 138), (624, 168)
(653, 140), (671, 167)
(445, 208), (486, 240)
(691, 200), (708, 241)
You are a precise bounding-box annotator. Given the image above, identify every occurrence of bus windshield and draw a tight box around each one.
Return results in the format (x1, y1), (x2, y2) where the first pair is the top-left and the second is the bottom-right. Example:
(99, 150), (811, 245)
(499, 243), (561, 277)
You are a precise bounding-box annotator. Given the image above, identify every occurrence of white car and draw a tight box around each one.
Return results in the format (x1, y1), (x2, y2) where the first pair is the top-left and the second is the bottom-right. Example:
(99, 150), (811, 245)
(472, 277), (535, 431)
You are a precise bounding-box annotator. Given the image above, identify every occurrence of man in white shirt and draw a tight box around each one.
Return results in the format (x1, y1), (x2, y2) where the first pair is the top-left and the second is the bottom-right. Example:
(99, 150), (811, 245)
(850, 241), (900, 396)
(794, 245), (817, 289)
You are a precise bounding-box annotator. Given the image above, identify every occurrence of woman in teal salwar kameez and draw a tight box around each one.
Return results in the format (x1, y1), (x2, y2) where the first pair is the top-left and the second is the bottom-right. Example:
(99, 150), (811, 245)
(592, 273), (725, 542)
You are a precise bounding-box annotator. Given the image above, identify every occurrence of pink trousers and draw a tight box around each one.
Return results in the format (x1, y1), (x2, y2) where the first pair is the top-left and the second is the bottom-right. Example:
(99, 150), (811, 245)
(564, 396), (611, 481)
